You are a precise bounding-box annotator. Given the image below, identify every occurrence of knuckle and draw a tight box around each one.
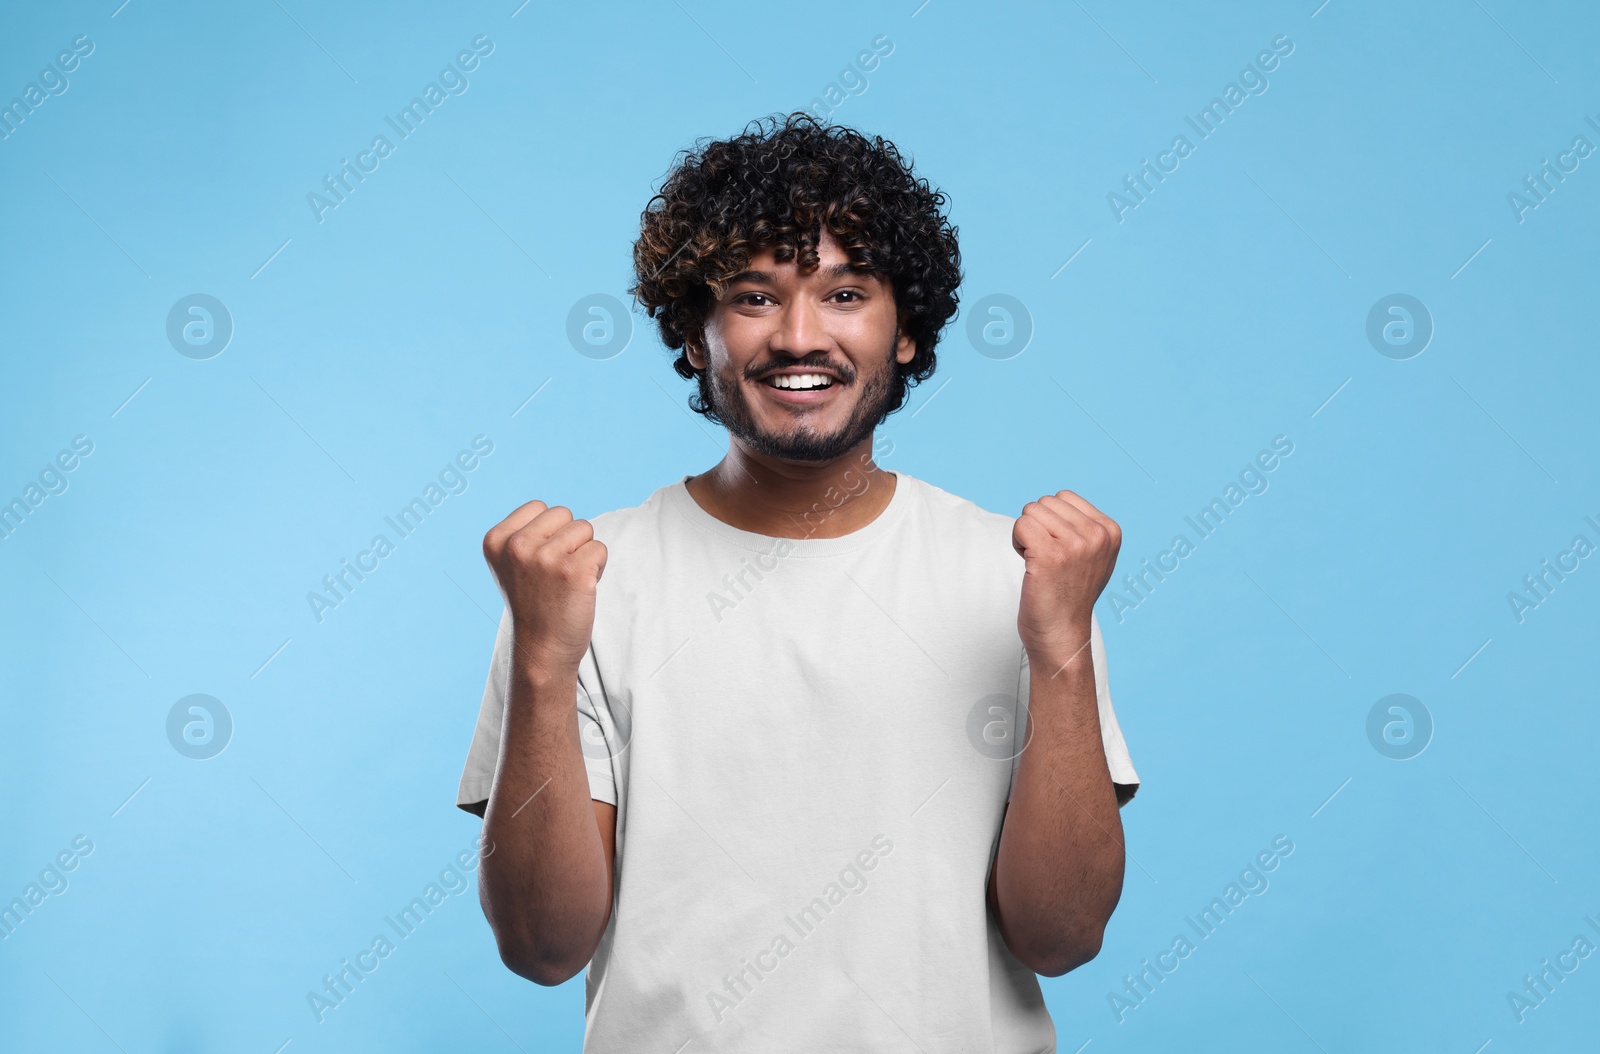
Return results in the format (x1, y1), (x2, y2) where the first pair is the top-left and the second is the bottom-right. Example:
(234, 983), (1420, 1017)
(507, 534), (542, 564)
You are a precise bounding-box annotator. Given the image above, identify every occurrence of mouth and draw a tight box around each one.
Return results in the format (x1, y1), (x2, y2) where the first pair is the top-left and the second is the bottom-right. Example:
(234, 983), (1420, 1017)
(756, 370), (841, 406)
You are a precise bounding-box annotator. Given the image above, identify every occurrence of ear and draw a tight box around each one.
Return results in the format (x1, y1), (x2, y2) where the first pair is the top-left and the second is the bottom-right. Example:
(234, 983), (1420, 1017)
(894, 324), (917, 367)
(684, 335), (706, 371)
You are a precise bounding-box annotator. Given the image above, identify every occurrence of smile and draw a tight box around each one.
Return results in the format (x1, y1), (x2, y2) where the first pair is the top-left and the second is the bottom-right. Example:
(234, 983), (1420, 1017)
(757, 372), (841, 405)
(762, 373), (834, 391)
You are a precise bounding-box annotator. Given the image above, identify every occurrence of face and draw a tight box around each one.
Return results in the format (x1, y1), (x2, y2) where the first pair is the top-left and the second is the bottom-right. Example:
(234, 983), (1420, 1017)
(685, 228), (916, 464)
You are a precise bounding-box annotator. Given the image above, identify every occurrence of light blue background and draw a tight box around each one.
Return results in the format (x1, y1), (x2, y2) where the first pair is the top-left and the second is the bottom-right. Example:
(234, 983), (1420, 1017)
(3, 0), (1597, 1050)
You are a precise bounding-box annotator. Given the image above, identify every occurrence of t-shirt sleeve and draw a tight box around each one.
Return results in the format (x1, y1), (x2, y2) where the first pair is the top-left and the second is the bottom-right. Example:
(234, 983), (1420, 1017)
(1008, 611), (1139, 807)
(456, 605), (619, 816)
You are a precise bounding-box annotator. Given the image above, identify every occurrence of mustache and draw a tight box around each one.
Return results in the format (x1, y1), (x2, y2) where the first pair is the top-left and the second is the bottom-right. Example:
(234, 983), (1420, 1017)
(746, 359), (855, 382)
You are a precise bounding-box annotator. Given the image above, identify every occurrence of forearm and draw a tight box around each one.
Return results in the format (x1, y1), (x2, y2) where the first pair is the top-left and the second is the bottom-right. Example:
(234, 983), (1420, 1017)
(991, 633), (1125, 976)
(479, 654), (611, 985)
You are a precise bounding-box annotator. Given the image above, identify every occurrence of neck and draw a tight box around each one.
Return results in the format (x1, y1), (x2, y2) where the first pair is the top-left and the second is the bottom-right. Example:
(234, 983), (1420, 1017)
(686, 435), (895, 539)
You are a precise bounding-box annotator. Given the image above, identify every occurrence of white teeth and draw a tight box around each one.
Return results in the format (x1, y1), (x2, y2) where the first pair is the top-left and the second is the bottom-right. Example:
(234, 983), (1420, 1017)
(769, 373), (832, 390)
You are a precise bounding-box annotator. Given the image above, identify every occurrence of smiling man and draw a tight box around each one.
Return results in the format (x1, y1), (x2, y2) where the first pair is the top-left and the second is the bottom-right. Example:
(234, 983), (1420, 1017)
(456, 112), (1139, 1052)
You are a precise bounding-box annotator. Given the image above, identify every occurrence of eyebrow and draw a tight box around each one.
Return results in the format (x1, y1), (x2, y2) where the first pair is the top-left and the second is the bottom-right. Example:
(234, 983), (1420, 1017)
(725, 261), (877, 286)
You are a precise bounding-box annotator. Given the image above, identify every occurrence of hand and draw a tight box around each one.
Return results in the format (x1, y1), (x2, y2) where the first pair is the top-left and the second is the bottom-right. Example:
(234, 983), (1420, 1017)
(481, 500), (608, 678)
(1012, 490), (1121, 672)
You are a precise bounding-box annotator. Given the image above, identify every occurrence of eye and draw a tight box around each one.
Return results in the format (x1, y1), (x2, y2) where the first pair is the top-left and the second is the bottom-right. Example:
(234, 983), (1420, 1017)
(735, 292), (772, 307)
(832, 289), (864, 303)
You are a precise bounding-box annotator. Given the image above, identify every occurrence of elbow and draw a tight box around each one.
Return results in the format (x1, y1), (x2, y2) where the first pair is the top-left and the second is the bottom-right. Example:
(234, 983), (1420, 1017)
(494, 934), (590, 987)
(486, 899), (610, 987)
(513, 958), (585, 988)
(479, 866), (610, 987)
(990, 874), (1114, 977)
(485, 893), (607, 988)
(1022, 926), (1106, 978)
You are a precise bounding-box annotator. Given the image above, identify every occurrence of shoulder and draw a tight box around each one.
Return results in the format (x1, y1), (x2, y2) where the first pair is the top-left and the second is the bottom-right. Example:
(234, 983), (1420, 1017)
(899, 472), (1017, 542)
(580, 480), (685, 555)
(897, 473), (1021, 572)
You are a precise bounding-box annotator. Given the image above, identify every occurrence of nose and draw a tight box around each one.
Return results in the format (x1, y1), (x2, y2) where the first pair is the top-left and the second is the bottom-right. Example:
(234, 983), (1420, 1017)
(773, 296), (829, 360)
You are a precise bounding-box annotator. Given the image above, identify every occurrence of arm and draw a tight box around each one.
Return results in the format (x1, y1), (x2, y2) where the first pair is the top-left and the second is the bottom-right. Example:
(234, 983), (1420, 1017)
(989, 490), (1126, 976)
(475, 500), (617, 986)
(464, 794), (615, 892)
(987, 644), (1124, 976)
(478, 659), (617, 985)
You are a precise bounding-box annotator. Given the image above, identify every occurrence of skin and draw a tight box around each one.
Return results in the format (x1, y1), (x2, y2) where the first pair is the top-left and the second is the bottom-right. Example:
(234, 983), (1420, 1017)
(475, 501), (615, 986)
(474, 227), (1126, 984)
(994, 493), (1127, 975)
(679, 228), (916, 536)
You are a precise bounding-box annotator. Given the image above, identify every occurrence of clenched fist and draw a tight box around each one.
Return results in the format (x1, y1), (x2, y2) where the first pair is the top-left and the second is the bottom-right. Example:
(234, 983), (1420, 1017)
(481, 500), (609, 678)
(1011, 490), (1121, 674)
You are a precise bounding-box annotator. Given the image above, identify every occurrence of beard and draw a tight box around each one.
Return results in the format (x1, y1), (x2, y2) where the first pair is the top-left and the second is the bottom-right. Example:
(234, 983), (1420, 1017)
(702, 339), (900, 464)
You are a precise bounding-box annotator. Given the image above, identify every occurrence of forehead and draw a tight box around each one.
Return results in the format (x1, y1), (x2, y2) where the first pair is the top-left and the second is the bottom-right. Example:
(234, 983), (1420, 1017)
(734, 229), (884, 284)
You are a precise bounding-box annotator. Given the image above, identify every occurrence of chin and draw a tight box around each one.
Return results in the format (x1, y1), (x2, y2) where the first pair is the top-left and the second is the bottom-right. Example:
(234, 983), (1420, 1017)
(710, 370), (892, 463)
(751, 433), (858, 463)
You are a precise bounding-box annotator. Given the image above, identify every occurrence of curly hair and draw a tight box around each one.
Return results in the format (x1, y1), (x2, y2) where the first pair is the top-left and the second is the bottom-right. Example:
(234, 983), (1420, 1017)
(630, 111), (962, 422)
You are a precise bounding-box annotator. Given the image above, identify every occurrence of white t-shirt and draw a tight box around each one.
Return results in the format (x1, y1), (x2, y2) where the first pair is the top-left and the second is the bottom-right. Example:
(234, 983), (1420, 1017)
(457, 469), (1139, 1053)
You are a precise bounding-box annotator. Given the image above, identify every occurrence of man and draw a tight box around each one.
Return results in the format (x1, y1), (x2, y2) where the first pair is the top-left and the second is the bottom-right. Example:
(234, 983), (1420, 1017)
(456, 112), (1139, 1052)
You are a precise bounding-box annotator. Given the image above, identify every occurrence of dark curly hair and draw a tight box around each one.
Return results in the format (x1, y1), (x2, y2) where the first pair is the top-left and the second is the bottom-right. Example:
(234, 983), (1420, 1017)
(630, 111), (962, 422)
